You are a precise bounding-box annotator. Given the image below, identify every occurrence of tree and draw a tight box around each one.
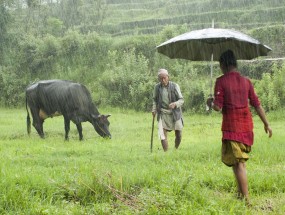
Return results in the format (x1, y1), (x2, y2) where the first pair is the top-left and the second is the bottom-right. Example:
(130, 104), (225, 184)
(0, 1), (11, 64)
(58, 0), (108, 33)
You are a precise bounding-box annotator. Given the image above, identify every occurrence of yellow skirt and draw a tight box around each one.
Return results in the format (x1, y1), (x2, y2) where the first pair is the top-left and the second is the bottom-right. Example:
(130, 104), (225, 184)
(222, 140), (251, 167)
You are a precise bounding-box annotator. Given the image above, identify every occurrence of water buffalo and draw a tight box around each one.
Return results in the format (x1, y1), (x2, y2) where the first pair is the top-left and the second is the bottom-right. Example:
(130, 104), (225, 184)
(26, 80), (111, 140)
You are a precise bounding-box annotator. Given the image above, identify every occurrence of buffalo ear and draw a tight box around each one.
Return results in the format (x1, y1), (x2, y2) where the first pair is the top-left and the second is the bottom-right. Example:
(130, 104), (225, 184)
(91, 114), (111, 119)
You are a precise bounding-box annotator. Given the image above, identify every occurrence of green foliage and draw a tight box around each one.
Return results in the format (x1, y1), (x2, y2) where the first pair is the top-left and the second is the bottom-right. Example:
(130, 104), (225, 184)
(26, 0), (39, 8)
(272, 63), (285, 106)
(81, 32), (112, 69)
(16, 34), (59, 78)
(46, 17), (64, 37)
(18, 35), (41, 73)
(0, 66), (27, 106)
(238, 60), (274, 80)
(0, 2), (11, 63)
(100, 48), (153, 111)
(61, 30), (82, 57)
(1, 23), (284, 112)
(158, 24), (189, 43)
(113, 34), (158, 67)
(255, 62), (285, 111)
(1, 0), (285, 112)
(250, 25), (285, 57)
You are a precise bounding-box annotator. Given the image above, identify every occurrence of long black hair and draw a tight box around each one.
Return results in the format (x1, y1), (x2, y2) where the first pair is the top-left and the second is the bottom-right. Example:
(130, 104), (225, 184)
(219, 49), (237, 70)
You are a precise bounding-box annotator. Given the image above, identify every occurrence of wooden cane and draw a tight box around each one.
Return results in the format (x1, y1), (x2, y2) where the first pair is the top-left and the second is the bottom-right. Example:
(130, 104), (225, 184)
(150, 115), (155, 153)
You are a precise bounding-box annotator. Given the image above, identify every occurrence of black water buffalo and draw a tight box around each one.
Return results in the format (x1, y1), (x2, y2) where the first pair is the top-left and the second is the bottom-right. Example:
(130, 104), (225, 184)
(26, 80), (111, 140)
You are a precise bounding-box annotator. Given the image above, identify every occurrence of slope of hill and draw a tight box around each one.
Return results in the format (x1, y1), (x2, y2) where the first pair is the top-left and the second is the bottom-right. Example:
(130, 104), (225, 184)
(101, 0), (285, 36)
(98, 0), (285, 58)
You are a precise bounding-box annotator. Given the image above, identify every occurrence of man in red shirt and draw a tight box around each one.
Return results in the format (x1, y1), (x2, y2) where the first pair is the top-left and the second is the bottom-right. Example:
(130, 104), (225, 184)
(207, 49), (272, 205)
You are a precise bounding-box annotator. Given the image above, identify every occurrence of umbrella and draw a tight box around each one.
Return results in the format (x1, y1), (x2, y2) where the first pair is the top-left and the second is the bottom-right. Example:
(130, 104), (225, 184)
(156, 27), (272, 94)
(156, 28), (271, 61)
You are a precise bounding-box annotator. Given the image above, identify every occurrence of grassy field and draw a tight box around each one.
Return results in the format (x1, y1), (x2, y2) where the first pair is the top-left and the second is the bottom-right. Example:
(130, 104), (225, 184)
(0, 107), (284, 214)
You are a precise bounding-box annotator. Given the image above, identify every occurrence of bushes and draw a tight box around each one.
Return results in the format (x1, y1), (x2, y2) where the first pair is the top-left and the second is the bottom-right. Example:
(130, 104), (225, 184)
(0, 66), (27, 106)
(255, 62), (285, 111)
(0, 26), (284, 112)
(99, 48), (153, 111)
(16, 34), (60, 77)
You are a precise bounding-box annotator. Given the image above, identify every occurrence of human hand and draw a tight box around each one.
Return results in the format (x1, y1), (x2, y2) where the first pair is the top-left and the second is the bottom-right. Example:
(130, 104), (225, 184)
(264, 124), (272, 138)
(169, 102), (176, 109)
(206, 97), (214, 109)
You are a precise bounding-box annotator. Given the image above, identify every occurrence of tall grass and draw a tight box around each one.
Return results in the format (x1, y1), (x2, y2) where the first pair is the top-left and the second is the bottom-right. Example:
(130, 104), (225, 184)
(0, 108), (284, 214)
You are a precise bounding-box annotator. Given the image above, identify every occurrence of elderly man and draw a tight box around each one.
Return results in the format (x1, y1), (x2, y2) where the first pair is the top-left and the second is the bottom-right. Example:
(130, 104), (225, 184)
(152, 68), (184, 151)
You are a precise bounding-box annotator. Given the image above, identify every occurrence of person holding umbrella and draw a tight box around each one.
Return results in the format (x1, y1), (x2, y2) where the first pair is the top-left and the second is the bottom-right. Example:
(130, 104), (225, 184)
(207, 50), (272, 205)
(152, 68), (184, 152)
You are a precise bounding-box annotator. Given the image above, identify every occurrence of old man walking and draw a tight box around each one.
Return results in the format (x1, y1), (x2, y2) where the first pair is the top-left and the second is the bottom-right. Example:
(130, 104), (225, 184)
(152, 68), (184, 151)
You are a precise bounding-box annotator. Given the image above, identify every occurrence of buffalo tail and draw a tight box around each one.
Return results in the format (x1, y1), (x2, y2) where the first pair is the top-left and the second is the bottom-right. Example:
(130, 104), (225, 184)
(26, 97), (31, 135)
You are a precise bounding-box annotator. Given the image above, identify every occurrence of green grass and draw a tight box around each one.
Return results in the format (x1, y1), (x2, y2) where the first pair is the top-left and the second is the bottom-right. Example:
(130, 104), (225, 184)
(0, 108), (284, 214)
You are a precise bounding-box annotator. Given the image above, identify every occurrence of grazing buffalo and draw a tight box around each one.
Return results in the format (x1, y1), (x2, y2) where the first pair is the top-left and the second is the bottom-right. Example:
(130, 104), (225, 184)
(26, 80), (111, 140)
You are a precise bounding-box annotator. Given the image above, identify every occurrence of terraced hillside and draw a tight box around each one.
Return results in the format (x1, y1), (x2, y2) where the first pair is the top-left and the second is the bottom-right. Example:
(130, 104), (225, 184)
(102, 0), (285, 37)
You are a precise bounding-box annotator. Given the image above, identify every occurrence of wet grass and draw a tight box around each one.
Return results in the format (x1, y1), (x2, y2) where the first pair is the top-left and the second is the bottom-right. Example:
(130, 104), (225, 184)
(0, 107), (284, 214)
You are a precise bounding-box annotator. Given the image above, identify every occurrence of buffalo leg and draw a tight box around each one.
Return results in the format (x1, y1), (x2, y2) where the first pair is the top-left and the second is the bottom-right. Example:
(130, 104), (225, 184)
(35, 119), (45, 138)
(64, 116), (70, 140)
(30, 107), (45, 138)
(76, 123), (83, 140)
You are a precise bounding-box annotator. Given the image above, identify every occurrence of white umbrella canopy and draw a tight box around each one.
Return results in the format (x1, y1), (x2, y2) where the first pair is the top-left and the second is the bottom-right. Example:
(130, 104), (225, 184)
(156, 27), (272, 96)
(156, 28), (272, 61)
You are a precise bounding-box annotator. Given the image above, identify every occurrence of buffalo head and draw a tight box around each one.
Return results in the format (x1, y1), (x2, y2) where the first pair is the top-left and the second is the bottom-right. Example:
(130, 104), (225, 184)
(92, 114), (111, 138)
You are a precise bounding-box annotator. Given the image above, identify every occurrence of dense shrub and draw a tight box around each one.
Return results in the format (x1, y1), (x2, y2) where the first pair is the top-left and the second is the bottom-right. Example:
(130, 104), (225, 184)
(0, 66), (27, 106)
(99, 48), (153, 111)
(61, 30), (81, 51)
(255, 62), (285, 111)
(0, 24), (284, 112)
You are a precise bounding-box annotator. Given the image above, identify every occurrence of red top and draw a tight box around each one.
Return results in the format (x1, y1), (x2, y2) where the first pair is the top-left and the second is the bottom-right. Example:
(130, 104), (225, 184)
(213, 71), (260, 146)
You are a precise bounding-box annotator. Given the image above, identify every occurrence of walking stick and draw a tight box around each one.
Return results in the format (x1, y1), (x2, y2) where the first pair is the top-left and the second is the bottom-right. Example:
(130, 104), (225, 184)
(150, 115), (155, 153)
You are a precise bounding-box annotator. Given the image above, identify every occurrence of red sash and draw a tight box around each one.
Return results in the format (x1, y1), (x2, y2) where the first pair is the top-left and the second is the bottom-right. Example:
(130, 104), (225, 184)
(222, 107), (253, 132)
